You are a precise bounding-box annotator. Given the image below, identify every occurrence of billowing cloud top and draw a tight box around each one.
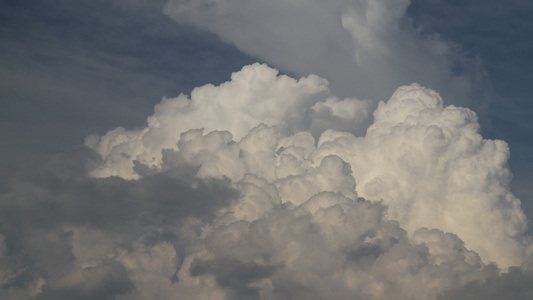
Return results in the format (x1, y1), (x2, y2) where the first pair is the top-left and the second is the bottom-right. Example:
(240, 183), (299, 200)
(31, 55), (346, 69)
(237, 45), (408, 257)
(85, 63), (371, 179)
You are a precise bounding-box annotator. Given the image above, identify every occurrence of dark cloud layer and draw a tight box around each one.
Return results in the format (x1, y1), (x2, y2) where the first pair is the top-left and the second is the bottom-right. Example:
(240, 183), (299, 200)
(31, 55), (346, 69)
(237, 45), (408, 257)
(438, 267), (533, 300)
(190, 259), (278, 299)
(29, 263), (134, 300)
(0, 148), (238, 299)
(1, 148), (236, 231)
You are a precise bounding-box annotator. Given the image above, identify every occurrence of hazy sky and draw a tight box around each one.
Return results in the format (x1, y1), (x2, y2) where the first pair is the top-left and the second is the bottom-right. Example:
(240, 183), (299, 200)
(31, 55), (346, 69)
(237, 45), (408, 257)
(1, 1), (533, 299)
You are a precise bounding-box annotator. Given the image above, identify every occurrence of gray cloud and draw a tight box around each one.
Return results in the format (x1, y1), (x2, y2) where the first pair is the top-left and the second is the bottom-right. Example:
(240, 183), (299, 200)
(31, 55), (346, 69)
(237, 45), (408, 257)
(190, 259), (278, 299)
(1, 0), (533, 299)
(164, 0), (485, 110)
(0, 147), (238, 299)
(77, 64), (532, 298)
(438, 267), (533, 300)
(29, 263), (134, 300)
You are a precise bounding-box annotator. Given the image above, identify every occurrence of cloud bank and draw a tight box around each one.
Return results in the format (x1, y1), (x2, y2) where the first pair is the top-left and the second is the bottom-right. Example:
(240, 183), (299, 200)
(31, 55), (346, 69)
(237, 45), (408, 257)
(2, 63), (532, 299)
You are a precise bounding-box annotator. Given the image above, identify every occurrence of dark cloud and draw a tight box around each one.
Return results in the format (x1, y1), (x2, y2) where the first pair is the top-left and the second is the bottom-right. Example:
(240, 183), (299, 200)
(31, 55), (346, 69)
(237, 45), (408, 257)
(29, 263), (135, 300)
(270, 279), (324, 300)
(438, 267), (533, 300)
(190, 259), (278, 299)
(0, 147), (238, 298)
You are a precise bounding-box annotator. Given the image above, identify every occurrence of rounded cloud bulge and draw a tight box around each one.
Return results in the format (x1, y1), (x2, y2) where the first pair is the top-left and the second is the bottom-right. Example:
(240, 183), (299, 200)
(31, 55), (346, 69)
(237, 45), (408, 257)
(85, 63), (372, 179)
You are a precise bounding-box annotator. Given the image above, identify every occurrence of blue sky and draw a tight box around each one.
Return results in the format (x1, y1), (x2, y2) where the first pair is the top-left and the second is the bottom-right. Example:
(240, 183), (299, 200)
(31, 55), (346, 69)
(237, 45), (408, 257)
(1, 1), (533, 299)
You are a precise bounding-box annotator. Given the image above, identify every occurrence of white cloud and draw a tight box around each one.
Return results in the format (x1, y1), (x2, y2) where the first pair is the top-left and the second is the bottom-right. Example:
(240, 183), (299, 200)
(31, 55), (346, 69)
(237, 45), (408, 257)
(85, 63), (370, 179)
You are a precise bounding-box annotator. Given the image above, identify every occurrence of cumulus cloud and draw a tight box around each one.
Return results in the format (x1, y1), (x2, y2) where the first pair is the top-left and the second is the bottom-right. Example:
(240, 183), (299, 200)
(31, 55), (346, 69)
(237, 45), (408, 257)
(0, 62), (528, 298)
(85, 63), (530, 267)
(438, 266), (533, 300)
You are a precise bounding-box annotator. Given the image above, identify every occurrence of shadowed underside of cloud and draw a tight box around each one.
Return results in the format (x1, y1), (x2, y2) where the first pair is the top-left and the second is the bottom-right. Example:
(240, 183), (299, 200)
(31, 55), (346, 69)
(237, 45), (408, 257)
(2, 62), (531, 299)
(0, 148), (238, 299)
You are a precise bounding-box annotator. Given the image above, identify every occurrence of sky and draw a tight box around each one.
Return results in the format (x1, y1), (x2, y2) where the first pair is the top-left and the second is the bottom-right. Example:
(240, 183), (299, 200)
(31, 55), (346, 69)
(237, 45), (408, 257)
(1, 0), (533, 299)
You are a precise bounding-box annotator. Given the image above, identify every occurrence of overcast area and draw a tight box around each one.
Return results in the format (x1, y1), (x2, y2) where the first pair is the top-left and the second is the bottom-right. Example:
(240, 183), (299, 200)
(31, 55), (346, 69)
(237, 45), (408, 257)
(1, 1), (533, 299)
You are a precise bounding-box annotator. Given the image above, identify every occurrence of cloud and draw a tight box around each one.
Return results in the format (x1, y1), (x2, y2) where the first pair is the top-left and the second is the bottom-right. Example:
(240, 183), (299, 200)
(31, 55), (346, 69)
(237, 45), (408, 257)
(0, 147), (238, 299)
(28, 263), (134, 300)
(438, 266), (533, 300)
(0, 63), (505, 298)
(86, 63), (530, 267)
(164, 0), (478, 108)
(189, 259), (278, 299)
